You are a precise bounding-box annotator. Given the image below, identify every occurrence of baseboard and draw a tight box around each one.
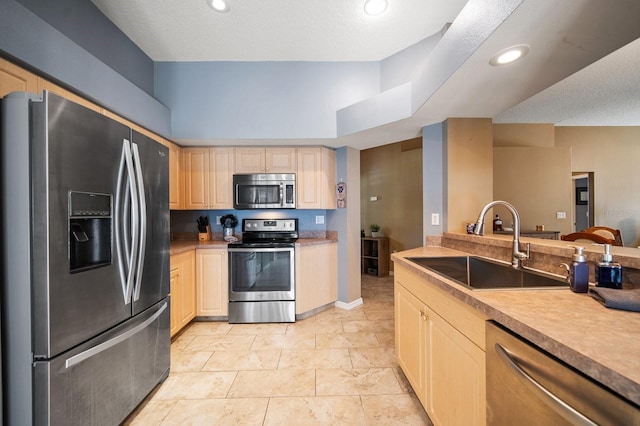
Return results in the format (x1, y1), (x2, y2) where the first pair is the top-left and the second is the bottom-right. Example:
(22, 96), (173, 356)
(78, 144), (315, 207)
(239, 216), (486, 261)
(334, 297), (364, 310)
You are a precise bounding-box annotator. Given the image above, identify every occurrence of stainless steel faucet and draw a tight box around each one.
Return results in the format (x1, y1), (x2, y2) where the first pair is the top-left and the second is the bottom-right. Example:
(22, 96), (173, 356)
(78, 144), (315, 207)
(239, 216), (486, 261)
(473, 200), (530, 268)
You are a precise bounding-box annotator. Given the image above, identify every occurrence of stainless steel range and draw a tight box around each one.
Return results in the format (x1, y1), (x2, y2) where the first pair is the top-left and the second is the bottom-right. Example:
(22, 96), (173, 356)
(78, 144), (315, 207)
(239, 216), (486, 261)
(228, 218), (298, 323)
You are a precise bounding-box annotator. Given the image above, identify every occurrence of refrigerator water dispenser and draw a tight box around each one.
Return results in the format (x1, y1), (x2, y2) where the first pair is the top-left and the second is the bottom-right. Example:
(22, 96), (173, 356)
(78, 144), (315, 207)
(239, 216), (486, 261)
(69, 191), (112, 272)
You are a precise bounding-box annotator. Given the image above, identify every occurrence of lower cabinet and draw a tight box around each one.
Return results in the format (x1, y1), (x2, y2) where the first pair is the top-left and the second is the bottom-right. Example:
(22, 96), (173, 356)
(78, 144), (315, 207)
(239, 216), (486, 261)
(295, 242), (338, 315)
(195, 248), (228, 317)
(170, 250), (196, 337)
(395, 264), (487, 426)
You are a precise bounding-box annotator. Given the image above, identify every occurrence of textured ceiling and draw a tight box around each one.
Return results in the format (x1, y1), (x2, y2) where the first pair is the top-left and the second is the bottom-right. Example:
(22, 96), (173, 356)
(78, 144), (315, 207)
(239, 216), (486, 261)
(91, 0), (640, 147)
(90, 0), (469, 62)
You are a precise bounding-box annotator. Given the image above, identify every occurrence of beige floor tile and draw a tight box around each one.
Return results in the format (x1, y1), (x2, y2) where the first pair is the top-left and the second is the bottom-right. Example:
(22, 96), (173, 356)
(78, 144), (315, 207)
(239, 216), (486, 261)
(286, 319), (344, 335)
(278, 348), (352, 369)
(364, 308), (394, 321)
(264, 396), (366, 426)
(392, 367), (415, 394)
(201, 349), (281, 371)
(125, 399), (177, 425)
(184, 334), (255, 351)
(375, 331), (395, 347)
(362, 394), (432, 425)
(251, 333), (317, 350)
(316, 368), (403, 396)
(161, 398), (269, 426)
(179, 321), (232, 337)
(227, 322), (288, 335)
(314, 307), (368, 321)
(342, 319), (394, 333)
(227, 369), (316, 397)
(170, 347), (212, 372)
(349, 347), (398, 368)
(169, 333), (196, 351)
(315, 332), (381, 349)
(152, 371), (237, 400)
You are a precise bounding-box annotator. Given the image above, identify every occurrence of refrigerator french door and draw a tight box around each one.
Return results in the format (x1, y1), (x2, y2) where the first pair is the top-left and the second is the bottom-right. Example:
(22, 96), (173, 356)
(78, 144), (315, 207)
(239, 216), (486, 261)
(1, 91), (170, 425)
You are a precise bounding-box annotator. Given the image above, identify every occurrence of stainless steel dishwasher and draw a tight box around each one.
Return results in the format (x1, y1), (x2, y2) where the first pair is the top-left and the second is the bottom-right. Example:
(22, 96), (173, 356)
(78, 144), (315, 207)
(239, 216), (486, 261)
(486, 321), (640, 425)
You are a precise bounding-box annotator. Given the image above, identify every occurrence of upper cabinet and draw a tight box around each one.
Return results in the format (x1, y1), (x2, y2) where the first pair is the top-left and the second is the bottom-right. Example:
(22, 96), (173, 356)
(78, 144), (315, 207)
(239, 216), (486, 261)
(183, 147), (234, 210)
(235, 147), (296, 173)
(297, 146), (336, 209)
(0, 57), (37, 96)
(167, 142), (184, 210)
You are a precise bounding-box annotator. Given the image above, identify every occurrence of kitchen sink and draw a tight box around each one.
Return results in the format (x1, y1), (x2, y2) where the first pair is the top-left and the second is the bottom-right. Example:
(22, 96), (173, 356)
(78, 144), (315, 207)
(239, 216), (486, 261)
(406, 256), (568, 290)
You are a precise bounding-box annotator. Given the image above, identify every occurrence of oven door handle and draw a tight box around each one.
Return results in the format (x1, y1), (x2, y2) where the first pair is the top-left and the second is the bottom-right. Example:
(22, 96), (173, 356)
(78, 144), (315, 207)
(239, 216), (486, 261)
(495, 343), (597, 426)
(228, 247), (294, 253)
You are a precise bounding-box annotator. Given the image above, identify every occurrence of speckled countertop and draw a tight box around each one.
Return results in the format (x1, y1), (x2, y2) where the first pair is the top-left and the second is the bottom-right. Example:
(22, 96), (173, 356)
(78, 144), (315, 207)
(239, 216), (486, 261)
(170, 237), (337, 255)
(392, 246), (640, 406)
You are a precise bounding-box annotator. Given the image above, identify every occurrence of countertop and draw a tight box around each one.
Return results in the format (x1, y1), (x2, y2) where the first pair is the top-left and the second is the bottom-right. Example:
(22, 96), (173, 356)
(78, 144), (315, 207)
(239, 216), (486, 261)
(170, 237), (337, 255)
(392, 246), (640, 406)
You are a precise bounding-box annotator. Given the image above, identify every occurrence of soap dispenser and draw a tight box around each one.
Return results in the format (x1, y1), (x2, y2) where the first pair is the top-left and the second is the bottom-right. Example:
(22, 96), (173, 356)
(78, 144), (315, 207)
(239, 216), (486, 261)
(595, 244), (623, 289)
(493, 214), (503, 231)
(561, 246), (589, 293)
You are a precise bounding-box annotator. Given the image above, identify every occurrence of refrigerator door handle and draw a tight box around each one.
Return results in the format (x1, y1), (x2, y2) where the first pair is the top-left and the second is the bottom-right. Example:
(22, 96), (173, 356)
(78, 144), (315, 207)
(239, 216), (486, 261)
(64, 301), (167, 368)
(115, 139), (139, 304)
(131, 142), (147, 301)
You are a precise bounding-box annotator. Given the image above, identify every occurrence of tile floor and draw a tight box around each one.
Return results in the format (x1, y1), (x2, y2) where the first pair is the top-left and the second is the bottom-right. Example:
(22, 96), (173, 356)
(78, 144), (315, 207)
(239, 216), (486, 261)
(126, 274), (432, 425)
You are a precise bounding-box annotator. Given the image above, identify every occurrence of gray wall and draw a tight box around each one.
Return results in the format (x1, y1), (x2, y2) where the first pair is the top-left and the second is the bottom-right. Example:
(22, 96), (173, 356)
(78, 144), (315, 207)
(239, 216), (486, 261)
(16, 0), (154, 95)
(0, 0), (170, 137)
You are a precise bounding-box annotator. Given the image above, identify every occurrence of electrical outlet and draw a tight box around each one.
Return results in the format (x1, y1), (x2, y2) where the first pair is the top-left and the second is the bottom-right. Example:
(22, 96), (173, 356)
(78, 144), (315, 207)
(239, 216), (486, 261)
(216, 216), (222, 224)
(431, 213), (440, 226)
(315, 215), (325, 225)
(556, 211), (567, 219)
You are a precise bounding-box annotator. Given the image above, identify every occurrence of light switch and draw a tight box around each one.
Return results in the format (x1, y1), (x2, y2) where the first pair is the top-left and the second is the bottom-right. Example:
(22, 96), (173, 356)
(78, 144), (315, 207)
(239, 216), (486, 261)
(556, 212), (567, 219)
(315, 215), (325, 224)
(431, 213), (440, 226)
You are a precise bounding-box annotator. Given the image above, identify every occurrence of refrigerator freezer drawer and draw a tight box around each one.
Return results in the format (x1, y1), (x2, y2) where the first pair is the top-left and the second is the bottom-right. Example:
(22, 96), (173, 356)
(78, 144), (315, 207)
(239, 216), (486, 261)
(32, 300), (170, 426)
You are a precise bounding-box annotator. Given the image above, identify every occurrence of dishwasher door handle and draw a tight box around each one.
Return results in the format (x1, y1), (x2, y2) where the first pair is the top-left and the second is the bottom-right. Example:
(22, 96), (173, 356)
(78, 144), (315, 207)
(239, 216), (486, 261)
(494, 343), (597, 426)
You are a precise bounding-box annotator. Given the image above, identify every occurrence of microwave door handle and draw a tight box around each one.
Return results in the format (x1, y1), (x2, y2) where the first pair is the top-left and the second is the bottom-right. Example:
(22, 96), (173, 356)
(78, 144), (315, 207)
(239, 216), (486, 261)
(131, 143), (147, 301)
(494, 343), (597, 426)
(280, 183), (284, 207)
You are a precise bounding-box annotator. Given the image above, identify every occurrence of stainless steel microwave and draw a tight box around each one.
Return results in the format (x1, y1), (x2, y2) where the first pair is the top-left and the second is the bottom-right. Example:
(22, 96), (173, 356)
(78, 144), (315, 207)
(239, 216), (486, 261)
(233, 173), (296, 209)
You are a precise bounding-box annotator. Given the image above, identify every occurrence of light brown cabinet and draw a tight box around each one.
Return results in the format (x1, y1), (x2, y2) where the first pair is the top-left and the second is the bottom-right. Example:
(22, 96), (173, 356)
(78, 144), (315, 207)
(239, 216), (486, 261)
(295, 242), (337, 315)
(0, 57), (37, 96)
(296, 146), (336, 209)
(167, 141), (184, 210)
(183, 147), (234, 209)
(170, 250), (196, 337)
(395, 264), (487, 426)
(195, 248), (228, 317)
(235, 147), (297, 173)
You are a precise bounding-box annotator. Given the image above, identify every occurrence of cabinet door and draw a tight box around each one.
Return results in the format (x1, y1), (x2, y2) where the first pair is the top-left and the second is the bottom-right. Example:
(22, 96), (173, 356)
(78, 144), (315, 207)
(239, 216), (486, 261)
(427, 308), (486, 426)
(209, 147), (234, 209)
(0, 57), (37, 96)
(196, 249), (228, 316)
(295, 243), (337, 315)
(234, 147), (265, 173)
(266, 147), (296, 173)
(183, 148), (211, 209)
(168, 142), (183, 210)
(179, 251), (197, 327)
(395, 283), (427, 404)
(169, 267), (181, 337)
(296, 147), (336, 209)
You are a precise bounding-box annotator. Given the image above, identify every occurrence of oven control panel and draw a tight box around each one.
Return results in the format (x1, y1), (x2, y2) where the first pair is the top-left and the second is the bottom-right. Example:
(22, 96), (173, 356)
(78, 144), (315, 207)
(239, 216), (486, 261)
(243, 218), (298, 232)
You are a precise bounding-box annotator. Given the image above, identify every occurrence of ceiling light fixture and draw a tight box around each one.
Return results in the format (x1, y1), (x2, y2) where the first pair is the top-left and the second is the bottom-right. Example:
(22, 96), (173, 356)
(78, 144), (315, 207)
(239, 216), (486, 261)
(209, 0), (229, 13)
(489, 45), (530, 66)
(364, 0), (388, 16)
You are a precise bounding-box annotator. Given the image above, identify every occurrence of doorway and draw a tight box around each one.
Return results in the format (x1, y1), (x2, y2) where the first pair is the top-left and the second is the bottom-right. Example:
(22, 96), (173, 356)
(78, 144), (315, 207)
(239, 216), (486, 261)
(572, 172), (594, 231)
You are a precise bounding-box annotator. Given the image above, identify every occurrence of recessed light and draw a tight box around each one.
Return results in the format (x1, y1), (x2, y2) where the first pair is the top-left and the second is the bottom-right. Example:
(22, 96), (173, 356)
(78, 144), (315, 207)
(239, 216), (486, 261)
(209, 0), (229, 13)
(489, 45), (530, 66)
(364, 0), (388, 16)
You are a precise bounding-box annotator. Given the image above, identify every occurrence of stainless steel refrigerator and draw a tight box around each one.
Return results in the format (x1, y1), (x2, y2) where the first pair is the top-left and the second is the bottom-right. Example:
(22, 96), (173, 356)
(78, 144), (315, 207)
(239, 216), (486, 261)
(1, 91), (170, 425)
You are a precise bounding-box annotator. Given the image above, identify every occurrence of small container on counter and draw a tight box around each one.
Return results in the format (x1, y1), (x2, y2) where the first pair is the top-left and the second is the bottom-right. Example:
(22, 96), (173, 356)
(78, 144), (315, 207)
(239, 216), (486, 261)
(561, 246), (589, 293)
(595, 244), (623, 289)
(493, 214), (503, 231)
